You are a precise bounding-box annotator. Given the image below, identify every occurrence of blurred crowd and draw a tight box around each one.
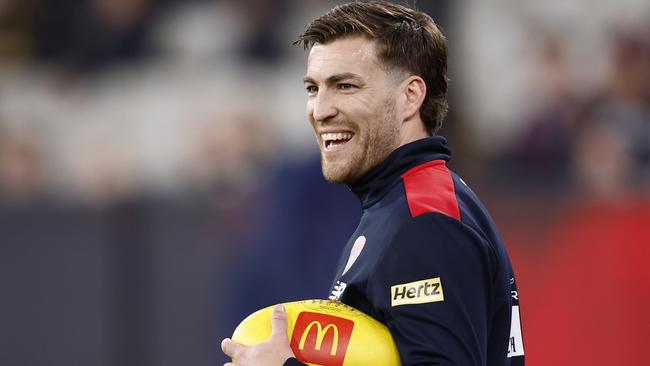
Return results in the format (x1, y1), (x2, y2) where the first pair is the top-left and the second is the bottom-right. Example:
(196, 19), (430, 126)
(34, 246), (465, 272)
(498, 31), (650, 197)
(0, 0), (311, 208)
(0, 1), (649, 366)
(0, 0), (647, 207)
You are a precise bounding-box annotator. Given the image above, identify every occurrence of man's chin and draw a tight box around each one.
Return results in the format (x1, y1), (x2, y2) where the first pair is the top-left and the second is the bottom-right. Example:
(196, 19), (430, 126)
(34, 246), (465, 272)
(321, 164), (359, 184)
(322, 170), (350, 184)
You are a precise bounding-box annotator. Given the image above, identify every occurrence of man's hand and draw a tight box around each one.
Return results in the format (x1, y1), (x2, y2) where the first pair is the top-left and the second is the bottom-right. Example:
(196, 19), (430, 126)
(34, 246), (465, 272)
(221, 304), (296, 366)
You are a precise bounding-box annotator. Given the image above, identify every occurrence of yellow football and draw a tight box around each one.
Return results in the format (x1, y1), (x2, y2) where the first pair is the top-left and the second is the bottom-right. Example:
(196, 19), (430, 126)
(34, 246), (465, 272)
(231, 299), (401, 366)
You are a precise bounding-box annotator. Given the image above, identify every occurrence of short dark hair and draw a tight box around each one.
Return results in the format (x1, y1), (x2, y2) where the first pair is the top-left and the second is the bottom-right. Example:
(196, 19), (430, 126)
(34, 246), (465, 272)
(294, 0), (449, 135)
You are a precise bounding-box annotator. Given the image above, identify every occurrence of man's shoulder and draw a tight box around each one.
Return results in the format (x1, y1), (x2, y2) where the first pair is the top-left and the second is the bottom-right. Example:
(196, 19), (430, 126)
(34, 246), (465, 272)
(366, 157), (500, 252)
(399, 159), (461, 221)
(397, 159), (498, 234)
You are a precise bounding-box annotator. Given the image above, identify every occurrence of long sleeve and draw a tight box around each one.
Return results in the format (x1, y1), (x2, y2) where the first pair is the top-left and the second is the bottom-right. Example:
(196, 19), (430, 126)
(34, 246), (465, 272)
(283, 357), (307, 366)
(367, 213), (501, 365)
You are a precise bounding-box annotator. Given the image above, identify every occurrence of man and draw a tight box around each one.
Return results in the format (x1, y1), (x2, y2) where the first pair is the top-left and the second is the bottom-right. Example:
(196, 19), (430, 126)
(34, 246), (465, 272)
(222, 1), (525, 365)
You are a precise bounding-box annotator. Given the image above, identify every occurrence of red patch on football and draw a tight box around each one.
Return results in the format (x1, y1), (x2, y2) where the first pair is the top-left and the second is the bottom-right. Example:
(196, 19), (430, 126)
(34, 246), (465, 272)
(290, 312), (355, 366)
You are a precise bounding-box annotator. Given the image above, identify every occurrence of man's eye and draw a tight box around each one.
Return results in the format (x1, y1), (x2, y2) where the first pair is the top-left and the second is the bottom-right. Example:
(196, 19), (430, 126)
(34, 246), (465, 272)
(338, 83), (355, 90)
(305, 85), (318, 94)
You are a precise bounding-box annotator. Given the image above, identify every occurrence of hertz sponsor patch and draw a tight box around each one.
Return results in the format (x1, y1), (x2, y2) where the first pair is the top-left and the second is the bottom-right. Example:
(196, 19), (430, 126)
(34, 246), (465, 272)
(391, 277), (444, 307)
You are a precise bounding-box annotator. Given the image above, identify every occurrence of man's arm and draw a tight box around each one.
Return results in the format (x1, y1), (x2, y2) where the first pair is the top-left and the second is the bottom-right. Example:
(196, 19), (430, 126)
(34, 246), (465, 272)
(282, 358), (306, 366)
(368, 214), (497, 365)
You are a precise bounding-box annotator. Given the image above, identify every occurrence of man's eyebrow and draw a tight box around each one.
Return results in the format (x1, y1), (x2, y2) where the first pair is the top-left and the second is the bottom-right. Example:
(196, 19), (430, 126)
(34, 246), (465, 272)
(303, 76), (316, 84)
(326, 73), (364, 84)
(303, 73), (364, 85)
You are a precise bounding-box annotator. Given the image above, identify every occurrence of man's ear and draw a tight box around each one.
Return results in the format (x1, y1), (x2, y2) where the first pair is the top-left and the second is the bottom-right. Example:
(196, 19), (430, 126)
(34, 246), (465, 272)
(402, 76), (426, 121)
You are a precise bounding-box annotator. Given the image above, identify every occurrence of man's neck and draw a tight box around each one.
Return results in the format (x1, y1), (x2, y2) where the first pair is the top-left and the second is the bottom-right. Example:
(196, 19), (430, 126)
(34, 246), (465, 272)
(398, 117), (429, 147)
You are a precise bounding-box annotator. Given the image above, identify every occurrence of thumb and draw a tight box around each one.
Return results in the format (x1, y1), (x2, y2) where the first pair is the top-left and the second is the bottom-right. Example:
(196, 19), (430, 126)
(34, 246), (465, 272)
(270, 304), (288, 338)
(221, 338), (244, 359)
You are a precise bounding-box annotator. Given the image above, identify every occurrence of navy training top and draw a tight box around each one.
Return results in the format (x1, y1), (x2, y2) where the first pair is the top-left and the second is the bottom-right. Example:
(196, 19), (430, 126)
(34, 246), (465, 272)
(285, 136), (524, 366)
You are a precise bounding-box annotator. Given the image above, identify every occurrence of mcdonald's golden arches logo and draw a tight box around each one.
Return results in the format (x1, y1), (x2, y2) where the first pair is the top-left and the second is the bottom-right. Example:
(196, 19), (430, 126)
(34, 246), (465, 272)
(290, 312), (355, 366)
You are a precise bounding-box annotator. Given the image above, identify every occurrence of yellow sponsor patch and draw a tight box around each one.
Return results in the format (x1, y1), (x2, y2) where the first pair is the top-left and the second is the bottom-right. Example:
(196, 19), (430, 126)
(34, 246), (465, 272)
(391, 277), (444, 307)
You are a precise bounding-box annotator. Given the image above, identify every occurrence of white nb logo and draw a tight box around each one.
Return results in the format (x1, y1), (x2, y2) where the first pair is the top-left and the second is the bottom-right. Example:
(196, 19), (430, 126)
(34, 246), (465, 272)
(329, 281), (347, 301)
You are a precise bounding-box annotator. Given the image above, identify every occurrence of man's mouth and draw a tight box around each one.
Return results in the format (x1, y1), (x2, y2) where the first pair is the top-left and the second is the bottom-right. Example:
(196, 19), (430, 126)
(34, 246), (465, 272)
(321, 132), (354, 151)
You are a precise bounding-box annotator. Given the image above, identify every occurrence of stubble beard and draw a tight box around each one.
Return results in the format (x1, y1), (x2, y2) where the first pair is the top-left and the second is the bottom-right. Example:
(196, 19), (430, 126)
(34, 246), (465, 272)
(321, 99), (400, 184)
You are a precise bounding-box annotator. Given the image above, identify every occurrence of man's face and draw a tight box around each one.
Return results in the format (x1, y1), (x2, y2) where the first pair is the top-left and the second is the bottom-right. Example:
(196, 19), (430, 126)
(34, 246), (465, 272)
(304, 36), (404, 184)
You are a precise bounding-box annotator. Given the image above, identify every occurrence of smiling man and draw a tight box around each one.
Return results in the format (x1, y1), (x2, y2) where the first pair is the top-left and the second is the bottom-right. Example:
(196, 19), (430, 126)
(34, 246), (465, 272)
(221, 1), (525, 365)
(303, 37), (410, 184)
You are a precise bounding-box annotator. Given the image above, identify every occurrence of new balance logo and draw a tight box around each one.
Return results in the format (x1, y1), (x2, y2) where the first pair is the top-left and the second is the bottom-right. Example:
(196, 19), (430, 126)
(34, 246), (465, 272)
(391, 277), (444, 307)
(329, 281), (347, 301)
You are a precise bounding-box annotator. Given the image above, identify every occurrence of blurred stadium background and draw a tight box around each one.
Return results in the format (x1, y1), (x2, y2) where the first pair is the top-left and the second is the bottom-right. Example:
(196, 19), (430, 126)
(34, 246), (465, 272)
(0, 0), (648, 365)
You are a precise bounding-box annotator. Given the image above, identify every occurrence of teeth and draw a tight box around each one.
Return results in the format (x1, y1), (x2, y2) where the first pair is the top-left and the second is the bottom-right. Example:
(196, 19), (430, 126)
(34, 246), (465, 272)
(321, 132), (353, 142)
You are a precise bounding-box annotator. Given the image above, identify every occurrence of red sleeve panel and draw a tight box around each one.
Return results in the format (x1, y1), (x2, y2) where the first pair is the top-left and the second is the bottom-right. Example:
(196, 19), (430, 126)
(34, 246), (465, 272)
(401, 160), (460, 220)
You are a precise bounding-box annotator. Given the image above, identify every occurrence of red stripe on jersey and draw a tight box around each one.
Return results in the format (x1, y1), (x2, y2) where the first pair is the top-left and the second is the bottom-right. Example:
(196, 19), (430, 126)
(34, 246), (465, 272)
(401, 160), (460, 220)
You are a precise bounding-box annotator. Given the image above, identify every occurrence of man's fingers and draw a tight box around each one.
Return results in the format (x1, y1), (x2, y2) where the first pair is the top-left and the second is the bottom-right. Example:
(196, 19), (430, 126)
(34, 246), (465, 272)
(221, 338), (243, 358)
(271, 304), (288, 337)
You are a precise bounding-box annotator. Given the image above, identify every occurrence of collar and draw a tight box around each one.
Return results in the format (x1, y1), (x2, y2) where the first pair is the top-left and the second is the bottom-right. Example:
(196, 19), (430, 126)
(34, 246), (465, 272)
(348, 136), (451, 208)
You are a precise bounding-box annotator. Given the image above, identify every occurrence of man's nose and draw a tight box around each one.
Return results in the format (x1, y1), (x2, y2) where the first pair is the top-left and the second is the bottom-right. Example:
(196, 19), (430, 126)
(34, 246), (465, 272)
(311, 92), (338, 122)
